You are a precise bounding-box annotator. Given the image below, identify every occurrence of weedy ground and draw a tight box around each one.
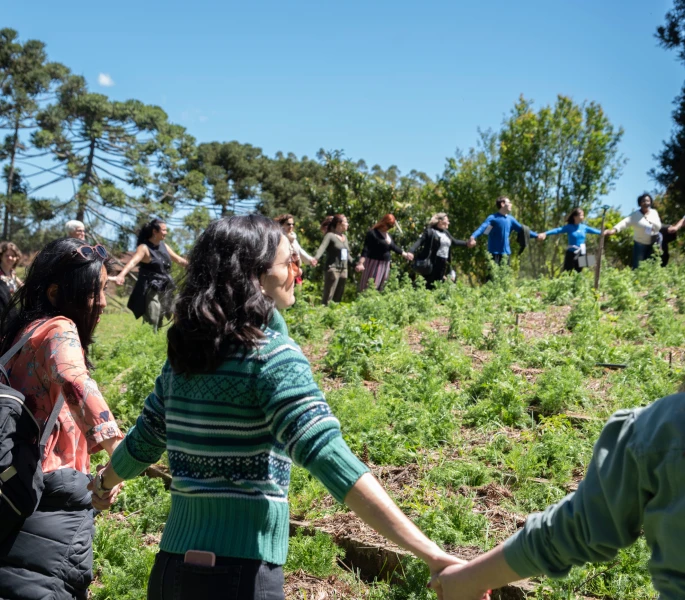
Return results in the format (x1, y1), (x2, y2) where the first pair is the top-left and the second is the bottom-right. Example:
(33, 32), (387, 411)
(89, 259), (684, 599)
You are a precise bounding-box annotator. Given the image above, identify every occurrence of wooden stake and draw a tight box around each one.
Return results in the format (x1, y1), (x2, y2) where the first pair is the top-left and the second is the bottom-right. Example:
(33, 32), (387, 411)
(594, 206), (610, 291)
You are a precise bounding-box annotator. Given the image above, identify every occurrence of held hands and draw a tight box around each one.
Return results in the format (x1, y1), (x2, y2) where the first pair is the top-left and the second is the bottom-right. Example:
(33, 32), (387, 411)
(87, 464), (123, 511)
(310, 258), (318, 267)
(537, 232), (546, 242)
(355, 263), (365, 272)
(433, 562), (492, 600)
(114, 274), (126, 286)
(603, 229), (614, 237)
(402, 252), (414, 261)
(467, 237), (477, 249)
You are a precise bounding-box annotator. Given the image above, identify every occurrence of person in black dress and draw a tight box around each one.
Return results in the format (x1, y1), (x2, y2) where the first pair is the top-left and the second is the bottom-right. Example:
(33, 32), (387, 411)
(114, 219), (187, 332)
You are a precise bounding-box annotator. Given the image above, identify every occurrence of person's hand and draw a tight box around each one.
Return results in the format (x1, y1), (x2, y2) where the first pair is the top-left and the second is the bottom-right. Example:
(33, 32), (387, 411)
(467, 237), (477, 248)
(114, 274), (126, 286)
(404, 252), (414, 261)
(668, 225), (678, 234)
(424, 553), (473, 599)
(431, 562), (492, 600)
(603, 229), (614, 237)
(88, 465), (123, 511)
(355, 263), (365, 272)
(537, 232), (546, 241)
(310, 258), (318, 267)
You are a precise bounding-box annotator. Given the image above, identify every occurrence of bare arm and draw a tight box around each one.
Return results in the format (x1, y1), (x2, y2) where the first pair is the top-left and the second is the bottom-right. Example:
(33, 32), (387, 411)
(114, 245), (149, 285)
(668, 217), (685, 233)
(344, 473), (466, 579)
(166, 245), (188, 268)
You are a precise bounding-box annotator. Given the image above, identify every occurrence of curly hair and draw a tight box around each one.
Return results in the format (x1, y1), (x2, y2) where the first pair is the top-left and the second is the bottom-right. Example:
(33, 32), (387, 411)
(167, 215), (283, 374)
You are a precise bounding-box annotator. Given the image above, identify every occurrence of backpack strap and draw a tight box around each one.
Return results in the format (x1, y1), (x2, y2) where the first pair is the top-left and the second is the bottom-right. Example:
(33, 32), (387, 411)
(39, 391), (66, 457)
(0, 322), (44, 367)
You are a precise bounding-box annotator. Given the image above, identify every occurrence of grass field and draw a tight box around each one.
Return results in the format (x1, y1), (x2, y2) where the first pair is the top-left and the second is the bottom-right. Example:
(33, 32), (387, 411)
(88, 261), (684, 599)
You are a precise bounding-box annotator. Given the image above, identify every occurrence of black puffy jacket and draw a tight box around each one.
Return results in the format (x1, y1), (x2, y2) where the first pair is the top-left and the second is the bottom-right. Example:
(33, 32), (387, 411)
(0, 469), (94, 600)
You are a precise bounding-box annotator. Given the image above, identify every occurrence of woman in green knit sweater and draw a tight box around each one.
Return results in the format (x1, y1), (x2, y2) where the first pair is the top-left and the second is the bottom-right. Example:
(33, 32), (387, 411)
(90, 215), (467, 600)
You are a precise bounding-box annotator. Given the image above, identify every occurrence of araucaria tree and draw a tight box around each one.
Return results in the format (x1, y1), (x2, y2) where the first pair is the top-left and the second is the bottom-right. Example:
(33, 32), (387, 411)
(32, 76), (204, 225)
(0, 28), (69, 239)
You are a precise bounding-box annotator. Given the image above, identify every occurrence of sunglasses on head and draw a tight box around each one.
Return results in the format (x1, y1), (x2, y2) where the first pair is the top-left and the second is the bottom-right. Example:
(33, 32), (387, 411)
(75, 244), (108, 260)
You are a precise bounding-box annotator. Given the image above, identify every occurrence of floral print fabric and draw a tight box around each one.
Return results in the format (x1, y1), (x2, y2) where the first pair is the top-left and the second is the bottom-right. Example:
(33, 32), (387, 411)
(6, 317), (123, 474)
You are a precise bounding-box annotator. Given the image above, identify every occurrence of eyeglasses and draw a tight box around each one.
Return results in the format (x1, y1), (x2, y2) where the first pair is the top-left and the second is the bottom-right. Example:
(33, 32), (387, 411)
(274, 254), (302, 278)
(75, 244), (108, 260)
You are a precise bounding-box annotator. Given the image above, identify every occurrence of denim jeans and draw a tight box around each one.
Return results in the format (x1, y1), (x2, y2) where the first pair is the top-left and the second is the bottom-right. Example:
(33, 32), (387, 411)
(632, 241), (654, 270)
(147, 551), (285, 600)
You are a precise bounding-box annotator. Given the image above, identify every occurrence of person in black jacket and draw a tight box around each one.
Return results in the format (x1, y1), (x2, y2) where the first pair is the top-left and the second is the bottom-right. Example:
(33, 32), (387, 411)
(355, 214), (413, 292)
(409, 213), (467, 289)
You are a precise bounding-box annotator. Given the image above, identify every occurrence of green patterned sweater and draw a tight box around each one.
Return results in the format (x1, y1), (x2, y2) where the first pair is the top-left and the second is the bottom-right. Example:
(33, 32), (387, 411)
(110, 310), (368, 565)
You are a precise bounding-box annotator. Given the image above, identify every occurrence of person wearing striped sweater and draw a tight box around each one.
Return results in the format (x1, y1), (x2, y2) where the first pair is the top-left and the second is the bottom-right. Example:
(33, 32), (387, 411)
(91, 215), (469, 600)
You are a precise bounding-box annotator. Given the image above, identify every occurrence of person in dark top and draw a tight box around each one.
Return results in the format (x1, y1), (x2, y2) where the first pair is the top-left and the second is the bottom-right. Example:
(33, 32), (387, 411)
(355, 214), (413, 292)
(314, 214), (351, 305)
(114, 219), (187, 332)
(409, 213), (467, 289)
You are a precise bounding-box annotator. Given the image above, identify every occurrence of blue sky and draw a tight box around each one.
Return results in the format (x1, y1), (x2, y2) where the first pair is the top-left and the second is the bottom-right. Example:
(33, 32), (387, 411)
(4, 0), (683, 217)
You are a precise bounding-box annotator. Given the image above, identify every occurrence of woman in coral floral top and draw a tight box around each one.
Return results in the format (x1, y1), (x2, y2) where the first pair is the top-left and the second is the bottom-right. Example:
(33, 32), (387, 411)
(0, 237), (123, 600)
(7, 316), (123, 473)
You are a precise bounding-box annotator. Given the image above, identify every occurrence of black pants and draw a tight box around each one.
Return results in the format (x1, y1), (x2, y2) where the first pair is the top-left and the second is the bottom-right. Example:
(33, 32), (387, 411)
(148, 551), (285, 600)
(425, 256), (448, 289)
(562, 250), (582, 273)
(491, 253), (510, 266)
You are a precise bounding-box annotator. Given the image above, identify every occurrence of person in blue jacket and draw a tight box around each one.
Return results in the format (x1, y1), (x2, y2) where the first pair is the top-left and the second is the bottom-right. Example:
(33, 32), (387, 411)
(467, 196), (545, 264)
(543, 208), (601, 272)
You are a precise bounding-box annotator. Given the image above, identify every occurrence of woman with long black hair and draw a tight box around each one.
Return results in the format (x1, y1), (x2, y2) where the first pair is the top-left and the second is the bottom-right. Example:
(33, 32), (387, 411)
(115, 219), (187, 332)
(0, 238), (123, 600)
(90, 215), (466, 600)
(543, 208), (601, 272)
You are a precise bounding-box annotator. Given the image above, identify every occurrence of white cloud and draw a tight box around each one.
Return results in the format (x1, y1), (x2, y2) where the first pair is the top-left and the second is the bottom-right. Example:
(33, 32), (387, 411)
(98, 73), (115, 87)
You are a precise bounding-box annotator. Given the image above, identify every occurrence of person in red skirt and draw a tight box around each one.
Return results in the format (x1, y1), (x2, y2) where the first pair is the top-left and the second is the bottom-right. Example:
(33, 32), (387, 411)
(355, 214), (413, 292)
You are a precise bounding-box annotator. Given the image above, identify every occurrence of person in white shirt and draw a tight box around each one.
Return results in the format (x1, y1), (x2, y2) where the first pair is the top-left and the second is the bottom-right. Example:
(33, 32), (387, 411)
(274, 214), (317, 284)
(604, 194), (661, 269)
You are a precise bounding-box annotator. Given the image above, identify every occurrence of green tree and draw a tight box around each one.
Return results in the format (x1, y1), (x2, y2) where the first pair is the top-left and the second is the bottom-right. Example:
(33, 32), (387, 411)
(496, 95), (624, 276)
(651, 0), (685, 221)
(194, 141), (263, 216)
(0, 28), (69, 238)
(441, 96), (624, 279)
(33, 76), (203, 224)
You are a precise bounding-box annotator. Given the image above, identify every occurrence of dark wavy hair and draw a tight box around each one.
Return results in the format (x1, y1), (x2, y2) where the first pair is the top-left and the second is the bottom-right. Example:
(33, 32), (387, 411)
(136, 218), (165, 246)
(0, 238), (110, 367)
(167, 215), (283, 374)
(566, 207), (584, 225)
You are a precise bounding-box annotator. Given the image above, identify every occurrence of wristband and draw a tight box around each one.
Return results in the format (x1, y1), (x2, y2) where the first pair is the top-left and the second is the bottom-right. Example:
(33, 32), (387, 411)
(93, 470), (113, 496)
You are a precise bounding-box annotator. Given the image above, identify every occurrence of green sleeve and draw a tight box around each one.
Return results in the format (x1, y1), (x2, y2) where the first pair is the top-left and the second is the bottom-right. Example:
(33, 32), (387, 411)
(503, 409), (644, 579)
(256, 339), (368, 502)
(110, 369), (169, 480)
